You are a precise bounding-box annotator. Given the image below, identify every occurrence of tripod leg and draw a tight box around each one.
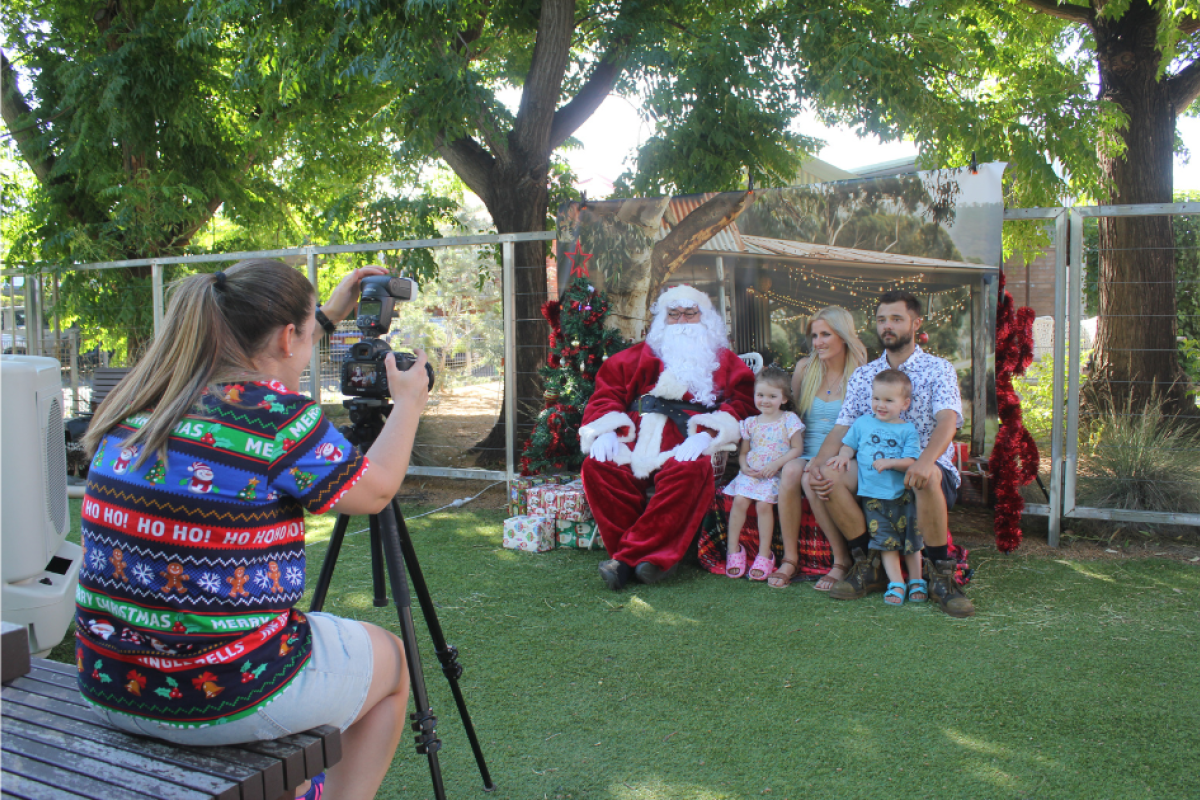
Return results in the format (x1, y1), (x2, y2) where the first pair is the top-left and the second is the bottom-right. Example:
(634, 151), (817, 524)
(309, 514), (352, 613)
(368, 514), (389, 608)
(390, 498), (496, 791)
(373, 503), (448, 800)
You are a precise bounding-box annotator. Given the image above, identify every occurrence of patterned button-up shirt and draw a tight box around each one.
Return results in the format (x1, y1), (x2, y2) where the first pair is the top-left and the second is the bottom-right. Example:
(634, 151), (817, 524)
(835, 346), (963, 486)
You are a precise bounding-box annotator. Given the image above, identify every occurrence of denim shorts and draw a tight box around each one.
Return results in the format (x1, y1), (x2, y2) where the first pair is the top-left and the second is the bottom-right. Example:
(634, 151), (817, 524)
(89, 611), (374, 746)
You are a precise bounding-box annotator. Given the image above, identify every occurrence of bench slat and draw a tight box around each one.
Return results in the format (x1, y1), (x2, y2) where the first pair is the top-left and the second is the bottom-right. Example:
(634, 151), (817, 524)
(7, 675), (90, 707)
(1, 771), (95, 800)
(2, 717), (237, 800)
(2, 751), (155, 800)
(3, 731), (212, 800)
(1, 693), (270, 800)
(313, 724), (343, 767)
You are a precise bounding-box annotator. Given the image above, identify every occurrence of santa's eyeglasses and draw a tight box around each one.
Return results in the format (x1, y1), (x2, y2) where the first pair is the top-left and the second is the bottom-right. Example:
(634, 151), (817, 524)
(666, 308), (701, 321)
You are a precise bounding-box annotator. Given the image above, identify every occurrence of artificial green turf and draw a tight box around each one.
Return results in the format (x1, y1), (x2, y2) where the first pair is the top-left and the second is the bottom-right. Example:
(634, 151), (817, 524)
(53, 501), (1200, 799)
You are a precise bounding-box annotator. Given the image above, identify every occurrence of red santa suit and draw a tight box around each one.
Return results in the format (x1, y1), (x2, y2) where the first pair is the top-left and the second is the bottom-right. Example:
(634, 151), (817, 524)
(580, 342), (755, 571)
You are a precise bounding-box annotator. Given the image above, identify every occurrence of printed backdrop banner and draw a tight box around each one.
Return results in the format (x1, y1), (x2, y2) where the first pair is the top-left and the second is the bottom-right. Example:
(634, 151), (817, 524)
(557, 163), (1005, 452)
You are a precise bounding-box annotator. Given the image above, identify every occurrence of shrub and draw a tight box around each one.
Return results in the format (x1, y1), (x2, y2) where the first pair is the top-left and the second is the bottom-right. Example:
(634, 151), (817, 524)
(1075, 390), (1200, 534)
(1016, 349), (1091, 443)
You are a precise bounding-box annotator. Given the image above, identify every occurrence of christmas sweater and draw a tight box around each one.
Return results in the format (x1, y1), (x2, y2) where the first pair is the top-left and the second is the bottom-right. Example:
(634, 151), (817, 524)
(75, 381), (367, 727)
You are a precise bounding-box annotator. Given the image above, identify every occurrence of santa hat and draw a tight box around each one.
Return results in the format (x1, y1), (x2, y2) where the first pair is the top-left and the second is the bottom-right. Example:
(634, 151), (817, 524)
(189, 462), (211, 473)
(653, 284), (713, 313)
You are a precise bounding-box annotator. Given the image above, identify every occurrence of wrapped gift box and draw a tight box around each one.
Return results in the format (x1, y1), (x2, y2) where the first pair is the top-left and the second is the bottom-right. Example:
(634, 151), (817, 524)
(528, 481), (592, 521)
(555, 518), (602, 550)
(508, 474), (574, 517)
(502, 515), (556, 553)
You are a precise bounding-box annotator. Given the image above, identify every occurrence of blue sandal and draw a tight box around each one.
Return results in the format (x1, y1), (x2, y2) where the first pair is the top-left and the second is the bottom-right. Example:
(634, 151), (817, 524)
(884, 581), (906, 606)
(906, 579), (928, 603)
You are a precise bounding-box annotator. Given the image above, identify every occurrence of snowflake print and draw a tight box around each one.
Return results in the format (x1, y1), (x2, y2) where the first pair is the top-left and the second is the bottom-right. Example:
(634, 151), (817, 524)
(285, 565), (304, 586)
(131, 562), (154, 586)
(197, 572), (222, 594)
(253, 569), (272, 591)
(88, 548), (107, 571)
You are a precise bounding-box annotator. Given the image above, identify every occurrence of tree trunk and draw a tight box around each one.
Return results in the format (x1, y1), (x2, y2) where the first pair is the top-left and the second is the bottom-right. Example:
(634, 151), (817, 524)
(470, 174), (550, 465)
(1090, 2), (1189, 414)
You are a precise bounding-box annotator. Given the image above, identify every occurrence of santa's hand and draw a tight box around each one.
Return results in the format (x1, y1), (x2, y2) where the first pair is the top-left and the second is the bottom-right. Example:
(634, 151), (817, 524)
(674, 432), (714, 462)
(589, 431), (622, 462)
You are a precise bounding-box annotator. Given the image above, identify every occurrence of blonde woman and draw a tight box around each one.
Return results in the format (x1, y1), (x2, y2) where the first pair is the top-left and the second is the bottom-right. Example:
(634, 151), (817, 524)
(768, 306), (868, 589)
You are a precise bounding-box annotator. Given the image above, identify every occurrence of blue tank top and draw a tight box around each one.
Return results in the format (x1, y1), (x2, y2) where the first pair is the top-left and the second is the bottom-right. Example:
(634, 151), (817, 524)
(801, 397), (842, 460)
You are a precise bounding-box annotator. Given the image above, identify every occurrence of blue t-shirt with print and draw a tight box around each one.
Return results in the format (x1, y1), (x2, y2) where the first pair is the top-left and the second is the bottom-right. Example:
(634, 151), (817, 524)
(843, 414), (922, 500)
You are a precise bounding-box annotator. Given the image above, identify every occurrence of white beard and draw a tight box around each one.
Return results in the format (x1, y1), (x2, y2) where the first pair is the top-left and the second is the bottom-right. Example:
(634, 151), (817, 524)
(648, 323), (723, 407)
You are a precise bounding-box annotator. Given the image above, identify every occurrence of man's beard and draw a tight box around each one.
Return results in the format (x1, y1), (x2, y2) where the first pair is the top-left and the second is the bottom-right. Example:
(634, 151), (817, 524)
(649, 323), (722, 406)
(878, 330), (913, 352)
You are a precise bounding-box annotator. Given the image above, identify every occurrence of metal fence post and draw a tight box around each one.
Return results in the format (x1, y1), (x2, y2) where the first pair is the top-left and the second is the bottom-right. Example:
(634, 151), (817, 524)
(971, 274), (989, 456)
(503, 239), (516, 486)
(151, 262), (164, 338)
(1064, 210), (1085, 518)
(1047, 209), (1068, 546)
(306, 248), (321, 405)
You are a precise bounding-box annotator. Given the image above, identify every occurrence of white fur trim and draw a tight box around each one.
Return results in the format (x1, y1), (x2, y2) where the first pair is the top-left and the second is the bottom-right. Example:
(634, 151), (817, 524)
(687, 411), (741, 454)
(649, 369), (689, 401)
(579, 411), (635, 453)
(655, 284), (713, 313)
(630, 413), (674, 479)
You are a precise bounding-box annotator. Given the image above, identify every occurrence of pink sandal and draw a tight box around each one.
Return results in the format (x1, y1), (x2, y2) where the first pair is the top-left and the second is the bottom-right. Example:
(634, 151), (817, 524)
(725, 548), (748, 578)
(749, 554), (776, 581)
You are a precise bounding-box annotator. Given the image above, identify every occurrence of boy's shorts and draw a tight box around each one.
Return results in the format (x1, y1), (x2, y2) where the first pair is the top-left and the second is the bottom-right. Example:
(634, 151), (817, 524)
(864, 490), (923, 555)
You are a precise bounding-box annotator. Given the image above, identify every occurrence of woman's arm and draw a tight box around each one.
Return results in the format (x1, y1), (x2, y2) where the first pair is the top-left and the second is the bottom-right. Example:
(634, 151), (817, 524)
(328, 350), (430, 515)
(311, 267), (388, 345)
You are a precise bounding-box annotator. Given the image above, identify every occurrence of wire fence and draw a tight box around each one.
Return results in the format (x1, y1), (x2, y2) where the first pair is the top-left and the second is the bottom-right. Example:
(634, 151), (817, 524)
(2, 232), (556, 482)
(1004, 203), (1200, 541)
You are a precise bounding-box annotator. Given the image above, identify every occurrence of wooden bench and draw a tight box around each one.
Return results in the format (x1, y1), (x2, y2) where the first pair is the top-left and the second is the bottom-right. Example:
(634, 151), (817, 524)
(1, 626), (341, 800)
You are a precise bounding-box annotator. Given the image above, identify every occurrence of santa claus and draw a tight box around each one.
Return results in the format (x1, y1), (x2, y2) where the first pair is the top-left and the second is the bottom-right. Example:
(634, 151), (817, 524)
(580, 284), (755, 590)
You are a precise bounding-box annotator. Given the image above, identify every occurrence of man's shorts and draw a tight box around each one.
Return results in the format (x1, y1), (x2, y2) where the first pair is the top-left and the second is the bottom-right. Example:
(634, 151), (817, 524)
(88, 611), (374, 746)
(940, 463), (958, 511)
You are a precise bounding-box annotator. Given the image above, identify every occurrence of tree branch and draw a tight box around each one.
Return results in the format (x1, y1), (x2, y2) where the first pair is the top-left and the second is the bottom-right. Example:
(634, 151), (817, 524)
(1169, 56), (1200, 112)
(648, 190), (756, 300)
(548, 45), (626, 151)
(510, 0), (575, 157)
(1, 51), (54, 184)
(1020, 0), (1094, 26)
(166, 194), (225, 250)
(435, 134), (497, 201)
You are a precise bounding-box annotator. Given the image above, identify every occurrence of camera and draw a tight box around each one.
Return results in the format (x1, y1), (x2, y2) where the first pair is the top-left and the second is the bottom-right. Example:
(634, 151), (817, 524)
(340, 274), (434, 399)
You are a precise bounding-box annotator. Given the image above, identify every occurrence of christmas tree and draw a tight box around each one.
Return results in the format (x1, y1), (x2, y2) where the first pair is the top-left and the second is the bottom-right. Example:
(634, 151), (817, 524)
(144, 459), (166, 485)
(520, 272), (628, 475)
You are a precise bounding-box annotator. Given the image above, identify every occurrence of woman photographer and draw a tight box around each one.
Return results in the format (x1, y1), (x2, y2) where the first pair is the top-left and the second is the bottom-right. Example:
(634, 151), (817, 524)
(77, 259), (429, 800)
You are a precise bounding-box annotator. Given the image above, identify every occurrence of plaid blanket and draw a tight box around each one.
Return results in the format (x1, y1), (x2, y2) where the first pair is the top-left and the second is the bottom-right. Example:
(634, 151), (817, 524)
(696, 492), (971, 586)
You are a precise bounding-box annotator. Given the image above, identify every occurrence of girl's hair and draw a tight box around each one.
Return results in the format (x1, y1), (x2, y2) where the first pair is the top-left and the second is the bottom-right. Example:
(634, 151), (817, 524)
(755, 364), (794, 410)
(84, 259), (316, 467)
(795, 306), (868, 416)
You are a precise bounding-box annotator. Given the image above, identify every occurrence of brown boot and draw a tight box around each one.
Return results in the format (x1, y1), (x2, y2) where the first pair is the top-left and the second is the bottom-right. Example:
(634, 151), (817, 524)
(925, 558), (975, 618)
(828, 548), (887, 600)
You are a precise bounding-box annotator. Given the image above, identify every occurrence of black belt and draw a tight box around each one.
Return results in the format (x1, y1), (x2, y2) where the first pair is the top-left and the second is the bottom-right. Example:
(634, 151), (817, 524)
(629, 395), (714, 437)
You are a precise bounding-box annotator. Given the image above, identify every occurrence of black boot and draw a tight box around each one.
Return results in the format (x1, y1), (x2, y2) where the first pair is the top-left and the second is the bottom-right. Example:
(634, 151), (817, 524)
(599, 559), (633, 591)
(828, 548), (887, 600)
(634, 561), (679, 585)
(925, 558), (975, 618)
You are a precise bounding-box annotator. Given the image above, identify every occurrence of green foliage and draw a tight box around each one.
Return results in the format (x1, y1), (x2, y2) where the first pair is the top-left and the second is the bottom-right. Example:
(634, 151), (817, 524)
(1077, 389), (1200, 530)
(520, 276), (628, 475)
(1018, 349), (1092, 443)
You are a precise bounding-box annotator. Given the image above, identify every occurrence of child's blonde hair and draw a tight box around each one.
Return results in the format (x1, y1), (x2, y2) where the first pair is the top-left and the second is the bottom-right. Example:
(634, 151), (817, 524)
(755, 364), (794, 410)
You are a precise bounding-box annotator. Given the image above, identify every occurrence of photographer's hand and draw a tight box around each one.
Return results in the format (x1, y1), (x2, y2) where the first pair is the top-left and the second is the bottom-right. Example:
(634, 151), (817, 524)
(315, 266), (388, 343)
(385, 349), (430, 408)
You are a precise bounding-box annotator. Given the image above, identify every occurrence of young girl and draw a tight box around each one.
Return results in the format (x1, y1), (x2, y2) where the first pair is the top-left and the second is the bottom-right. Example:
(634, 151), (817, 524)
(723, 365), (805, 580)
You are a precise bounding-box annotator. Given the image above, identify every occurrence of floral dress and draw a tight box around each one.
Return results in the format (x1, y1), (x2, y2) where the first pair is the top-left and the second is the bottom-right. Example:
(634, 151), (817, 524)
(722, 411), (804, 503)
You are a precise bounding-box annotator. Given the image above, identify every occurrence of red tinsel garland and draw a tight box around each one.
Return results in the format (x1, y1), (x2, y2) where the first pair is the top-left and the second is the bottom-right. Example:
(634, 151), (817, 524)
(991, 270), (1040, 553)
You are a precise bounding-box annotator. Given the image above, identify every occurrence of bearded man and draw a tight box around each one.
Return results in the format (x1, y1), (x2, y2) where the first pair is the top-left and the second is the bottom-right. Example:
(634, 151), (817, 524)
(579, 285), (756, 590)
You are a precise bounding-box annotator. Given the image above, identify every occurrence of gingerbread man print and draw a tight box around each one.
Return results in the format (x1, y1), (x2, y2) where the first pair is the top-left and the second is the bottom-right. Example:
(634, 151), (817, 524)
(227, 566), (251, 598)
(110, 547), (129, 582)
(160, 562), (190, 594)
(266, 561), (285, 593)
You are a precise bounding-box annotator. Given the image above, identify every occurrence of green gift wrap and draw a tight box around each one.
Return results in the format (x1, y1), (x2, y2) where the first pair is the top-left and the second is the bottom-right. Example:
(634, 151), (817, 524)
(555, 518), (602, 550)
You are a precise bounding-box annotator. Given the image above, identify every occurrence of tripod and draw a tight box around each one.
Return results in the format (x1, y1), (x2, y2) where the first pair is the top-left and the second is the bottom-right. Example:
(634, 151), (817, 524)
(308, 398), (494, 798)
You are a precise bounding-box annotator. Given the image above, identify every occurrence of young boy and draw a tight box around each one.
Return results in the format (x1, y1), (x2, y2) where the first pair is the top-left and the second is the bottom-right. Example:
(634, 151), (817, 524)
(826, 369), (925, 606)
